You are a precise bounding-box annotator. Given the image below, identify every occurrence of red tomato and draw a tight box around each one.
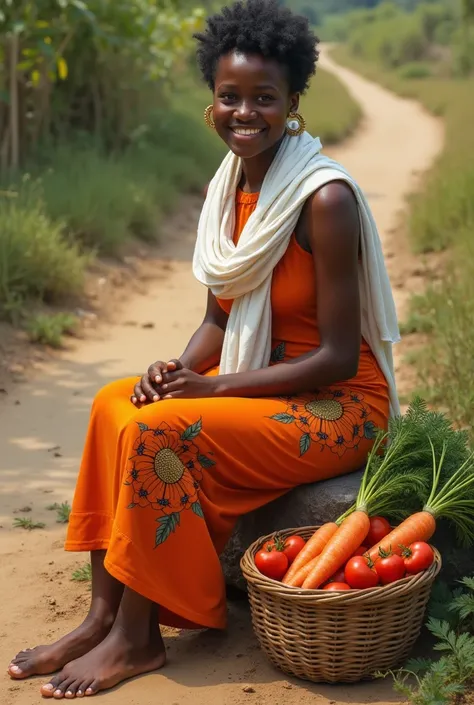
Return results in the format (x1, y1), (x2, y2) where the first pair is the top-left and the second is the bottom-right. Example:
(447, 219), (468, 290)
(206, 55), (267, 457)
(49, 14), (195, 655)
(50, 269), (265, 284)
(403, 542), (434, 575)
(365, 516), (391, 547)
(352, 545), (369, 557)
(345, 556), (379, 589)
(282, 535), (306, 565)
(375, 554), (406, 585)
(323, 582), (351, 591)
(255, 548), (288, 581)
(328, 568), (346, 584)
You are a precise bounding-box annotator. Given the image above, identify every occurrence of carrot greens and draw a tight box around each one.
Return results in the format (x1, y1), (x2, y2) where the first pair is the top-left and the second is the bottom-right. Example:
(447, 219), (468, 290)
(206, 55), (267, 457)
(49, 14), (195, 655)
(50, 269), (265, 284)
(423, 439), (474, 546)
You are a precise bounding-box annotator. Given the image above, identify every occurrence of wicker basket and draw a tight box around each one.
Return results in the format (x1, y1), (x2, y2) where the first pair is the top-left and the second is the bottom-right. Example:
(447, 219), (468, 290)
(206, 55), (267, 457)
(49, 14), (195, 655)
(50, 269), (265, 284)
(240, 525), (441, 684)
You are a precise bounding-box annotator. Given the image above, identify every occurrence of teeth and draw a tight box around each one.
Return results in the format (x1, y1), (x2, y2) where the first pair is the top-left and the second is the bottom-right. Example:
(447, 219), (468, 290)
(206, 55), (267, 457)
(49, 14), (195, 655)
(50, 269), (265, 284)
(232, 128), (263, 135)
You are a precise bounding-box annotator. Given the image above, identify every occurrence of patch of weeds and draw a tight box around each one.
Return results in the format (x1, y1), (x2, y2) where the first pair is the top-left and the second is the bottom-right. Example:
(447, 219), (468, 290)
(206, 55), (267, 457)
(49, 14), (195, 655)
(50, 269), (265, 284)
(71, 563), (92, 588)
(378, 576), (474, 705)
(26, 313), (78, 348)
(13, 517), (45, 531)
(399, 293), (437, 336)
(47, 501), (71, 523)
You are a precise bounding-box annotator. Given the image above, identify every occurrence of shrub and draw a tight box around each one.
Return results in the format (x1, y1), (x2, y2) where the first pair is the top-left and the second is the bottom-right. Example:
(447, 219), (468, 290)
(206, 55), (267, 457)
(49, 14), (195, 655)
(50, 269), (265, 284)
(0, 183), (85, 319)
(398, 61), (432, 79)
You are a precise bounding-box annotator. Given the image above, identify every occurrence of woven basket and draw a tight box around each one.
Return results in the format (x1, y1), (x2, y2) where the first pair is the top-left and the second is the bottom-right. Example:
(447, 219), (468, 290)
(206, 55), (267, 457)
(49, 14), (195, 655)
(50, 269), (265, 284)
(240, 525), (441, 683)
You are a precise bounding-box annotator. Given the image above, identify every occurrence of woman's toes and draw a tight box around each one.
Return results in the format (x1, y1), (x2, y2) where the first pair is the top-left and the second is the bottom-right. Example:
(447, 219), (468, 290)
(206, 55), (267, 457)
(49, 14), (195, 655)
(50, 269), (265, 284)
(75, 680), (91, 698)
(41, 673), (70, 698)
(64, 681), (83, 699)
(8, 656), (35, 678)
(52, 679), (75, 700)
(84, 680), (99, 696)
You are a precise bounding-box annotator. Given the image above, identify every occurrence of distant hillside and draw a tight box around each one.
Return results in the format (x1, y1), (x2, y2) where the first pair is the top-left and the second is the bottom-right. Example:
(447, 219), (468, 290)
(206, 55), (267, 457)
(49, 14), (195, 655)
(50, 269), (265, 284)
(282, 0), (443, 24)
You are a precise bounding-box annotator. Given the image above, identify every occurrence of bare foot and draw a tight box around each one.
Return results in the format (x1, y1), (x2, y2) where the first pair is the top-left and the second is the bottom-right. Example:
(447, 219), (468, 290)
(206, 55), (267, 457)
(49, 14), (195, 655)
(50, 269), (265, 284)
(8, 615), (113, 680)
(39, 620), (165, 698)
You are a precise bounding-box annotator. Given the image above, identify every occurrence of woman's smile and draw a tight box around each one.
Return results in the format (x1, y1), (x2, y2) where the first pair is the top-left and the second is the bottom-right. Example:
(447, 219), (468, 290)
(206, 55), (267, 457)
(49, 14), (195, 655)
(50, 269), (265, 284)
(229, 125), (267, 141)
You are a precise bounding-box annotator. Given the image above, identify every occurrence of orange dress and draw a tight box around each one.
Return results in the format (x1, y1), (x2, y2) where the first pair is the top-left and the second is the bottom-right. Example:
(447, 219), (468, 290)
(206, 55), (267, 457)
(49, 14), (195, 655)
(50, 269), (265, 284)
(66, 189), (389, 630)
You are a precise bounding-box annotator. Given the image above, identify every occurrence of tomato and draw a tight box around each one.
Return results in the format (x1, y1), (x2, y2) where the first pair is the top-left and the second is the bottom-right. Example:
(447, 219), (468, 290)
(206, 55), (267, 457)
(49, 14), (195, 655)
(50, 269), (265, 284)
(403, 542), (434, 575)
(282, 535), (306, 565)
(375, 554), (406, 585)
(255, 548), (288, 581)
(352, 545), (368, 557)
(323, 582), (351, 591)
(365, 516), (391, 547)
(344, 556), (379, 589)
(328, 568), (346, 584)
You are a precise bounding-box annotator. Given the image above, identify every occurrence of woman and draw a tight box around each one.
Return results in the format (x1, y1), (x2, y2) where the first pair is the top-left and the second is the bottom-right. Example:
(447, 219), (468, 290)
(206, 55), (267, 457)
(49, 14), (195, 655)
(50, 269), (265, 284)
(8, 0), (399, 697)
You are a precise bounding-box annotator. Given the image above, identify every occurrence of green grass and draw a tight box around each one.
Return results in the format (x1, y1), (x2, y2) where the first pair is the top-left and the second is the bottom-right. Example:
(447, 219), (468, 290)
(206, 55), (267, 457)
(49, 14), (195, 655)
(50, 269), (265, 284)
(71, 563), (92, 587)
(302, 67), (362, 144)
(332, 45), (474, 434)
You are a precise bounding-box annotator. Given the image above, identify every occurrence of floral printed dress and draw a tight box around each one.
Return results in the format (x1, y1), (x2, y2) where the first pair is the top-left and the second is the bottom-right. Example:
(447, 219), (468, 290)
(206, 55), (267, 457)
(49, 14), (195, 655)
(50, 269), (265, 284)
(65, 188), (389, 630)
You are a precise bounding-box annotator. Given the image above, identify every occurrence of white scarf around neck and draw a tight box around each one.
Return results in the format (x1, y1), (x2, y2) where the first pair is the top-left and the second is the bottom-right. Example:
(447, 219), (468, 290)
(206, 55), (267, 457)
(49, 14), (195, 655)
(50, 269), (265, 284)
(192, 132), (401, 417)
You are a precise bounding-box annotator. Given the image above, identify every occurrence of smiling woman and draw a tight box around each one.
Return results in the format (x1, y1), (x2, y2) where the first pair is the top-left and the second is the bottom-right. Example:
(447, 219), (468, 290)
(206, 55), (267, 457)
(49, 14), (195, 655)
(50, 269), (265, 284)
(7, 0), (399, 699)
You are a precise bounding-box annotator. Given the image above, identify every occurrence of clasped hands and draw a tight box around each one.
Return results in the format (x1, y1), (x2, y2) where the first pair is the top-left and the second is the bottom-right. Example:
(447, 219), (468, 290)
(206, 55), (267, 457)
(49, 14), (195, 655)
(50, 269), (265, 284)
(131, 359), (216, 406)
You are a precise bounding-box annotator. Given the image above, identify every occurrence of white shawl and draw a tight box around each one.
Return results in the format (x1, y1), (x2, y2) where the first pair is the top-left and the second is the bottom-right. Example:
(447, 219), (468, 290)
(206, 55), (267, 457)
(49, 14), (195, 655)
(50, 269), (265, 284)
(192, 132), (401, 417)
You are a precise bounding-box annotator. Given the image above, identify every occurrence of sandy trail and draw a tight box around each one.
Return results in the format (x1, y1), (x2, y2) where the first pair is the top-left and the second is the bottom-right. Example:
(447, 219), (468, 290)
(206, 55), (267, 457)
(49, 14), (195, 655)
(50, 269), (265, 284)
(0, 48), (442, 705)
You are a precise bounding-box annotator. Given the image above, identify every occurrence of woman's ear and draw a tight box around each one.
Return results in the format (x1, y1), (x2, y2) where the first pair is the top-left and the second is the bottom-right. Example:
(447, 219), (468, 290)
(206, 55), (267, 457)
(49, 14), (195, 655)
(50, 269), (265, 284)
(289, 93), (300, 113)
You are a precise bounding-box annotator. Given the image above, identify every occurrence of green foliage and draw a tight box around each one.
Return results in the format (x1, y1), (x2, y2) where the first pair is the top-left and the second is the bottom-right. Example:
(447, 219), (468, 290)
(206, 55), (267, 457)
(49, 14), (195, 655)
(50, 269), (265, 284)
(379, 576), (474, 705)
(71, 562), (92, 586)
(398, 61), (433, 79)
(26, 313), (77, 348)
(13, 517), (45, 531)
(0, 182), (86, 320)
(0, 0), (206, 171)
(46, 501), (72, 523)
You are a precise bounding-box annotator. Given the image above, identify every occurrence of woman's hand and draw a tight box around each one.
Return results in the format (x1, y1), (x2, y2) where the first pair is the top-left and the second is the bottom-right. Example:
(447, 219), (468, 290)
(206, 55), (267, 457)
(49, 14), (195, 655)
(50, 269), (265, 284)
(159, 367), (217, 400)
(131, 359), (182, 405)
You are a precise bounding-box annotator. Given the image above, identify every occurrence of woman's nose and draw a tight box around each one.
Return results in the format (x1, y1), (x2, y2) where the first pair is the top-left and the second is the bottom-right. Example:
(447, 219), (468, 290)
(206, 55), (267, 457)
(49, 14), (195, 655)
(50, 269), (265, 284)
(234, 102), (257, 121)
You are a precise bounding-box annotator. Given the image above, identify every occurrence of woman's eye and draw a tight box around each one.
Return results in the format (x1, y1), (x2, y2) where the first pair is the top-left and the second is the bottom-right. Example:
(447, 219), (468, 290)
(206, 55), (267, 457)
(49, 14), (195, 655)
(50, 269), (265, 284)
(258, 95), (275, 103)
(220, 93), (237, 101)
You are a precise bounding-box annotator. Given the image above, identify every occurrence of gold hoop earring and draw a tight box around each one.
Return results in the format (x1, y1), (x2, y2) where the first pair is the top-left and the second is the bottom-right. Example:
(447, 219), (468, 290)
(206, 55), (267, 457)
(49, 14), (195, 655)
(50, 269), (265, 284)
(286, 111), (306, 137)
(204, 105), (216, 130)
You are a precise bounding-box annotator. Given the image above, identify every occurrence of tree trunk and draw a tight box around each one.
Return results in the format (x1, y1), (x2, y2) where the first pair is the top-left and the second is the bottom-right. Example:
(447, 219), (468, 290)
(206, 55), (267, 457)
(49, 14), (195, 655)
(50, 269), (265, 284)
(9, 33), (20, 171)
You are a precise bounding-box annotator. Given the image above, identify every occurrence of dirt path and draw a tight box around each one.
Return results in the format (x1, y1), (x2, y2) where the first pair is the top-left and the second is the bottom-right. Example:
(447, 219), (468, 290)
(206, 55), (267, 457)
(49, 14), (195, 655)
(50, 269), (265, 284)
(0, 48), (442, 705)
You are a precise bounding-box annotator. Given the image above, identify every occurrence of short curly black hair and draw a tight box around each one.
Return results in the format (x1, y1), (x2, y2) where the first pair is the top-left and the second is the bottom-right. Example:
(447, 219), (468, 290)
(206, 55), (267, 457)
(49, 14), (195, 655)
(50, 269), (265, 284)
(194, 0), (319, 95)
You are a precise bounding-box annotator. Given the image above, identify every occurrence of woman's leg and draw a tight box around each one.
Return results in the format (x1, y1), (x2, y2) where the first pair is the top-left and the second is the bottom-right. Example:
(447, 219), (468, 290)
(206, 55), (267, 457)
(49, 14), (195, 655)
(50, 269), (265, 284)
(8, 550), (124, 679)
(40, 586), (165, 699)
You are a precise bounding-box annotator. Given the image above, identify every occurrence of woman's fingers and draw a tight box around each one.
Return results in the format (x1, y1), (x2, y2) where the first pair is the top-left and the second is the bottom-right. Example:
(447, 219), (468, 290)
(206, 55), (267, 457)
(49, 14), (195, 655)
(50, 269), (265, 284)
(148, 361), (168, 385)
(131, 359), (183, 405)
(166, 358), (183, 372)
(140, 374), (160, 402)
(132, 380), (146, 405)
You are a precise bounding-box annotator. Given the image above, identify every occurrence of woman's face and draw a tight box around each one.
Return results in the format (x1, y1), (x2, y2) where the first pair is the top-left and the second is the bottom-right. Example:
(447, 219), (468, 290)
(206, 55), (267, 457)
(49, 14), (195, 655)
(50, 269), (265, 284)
(213, 50), (299, 159)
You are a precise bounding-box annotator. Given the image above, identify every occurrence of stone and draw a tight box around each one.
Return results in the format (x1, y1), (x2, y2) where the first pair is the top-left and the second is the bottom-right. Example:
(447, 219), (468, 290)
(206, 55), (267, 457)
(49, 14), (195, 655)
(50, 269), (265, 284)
(220, 470), (364, 591)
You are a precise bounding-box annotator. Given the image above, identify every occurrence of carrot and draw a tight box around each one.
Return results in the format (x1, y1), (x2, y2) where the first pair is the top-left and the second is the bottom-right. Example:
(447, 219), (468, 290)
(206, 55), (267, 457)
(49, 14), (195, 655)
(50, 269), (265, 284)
(286, 555), (320, 588)
(282, 522), (338, 585)
(367, 511), (436, 561)
(302, 511), (370, 589)
(368, 439), (474, 559)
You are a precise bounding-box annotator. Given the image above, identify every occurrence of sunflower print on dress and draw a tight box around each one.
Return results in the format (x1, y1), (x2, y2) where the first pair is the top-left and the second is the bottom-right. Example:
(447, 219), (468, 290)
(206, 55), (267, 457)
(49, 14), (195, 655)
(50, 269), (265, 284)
(125, 419), (215, 547)
(270, 388), (377, 457)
